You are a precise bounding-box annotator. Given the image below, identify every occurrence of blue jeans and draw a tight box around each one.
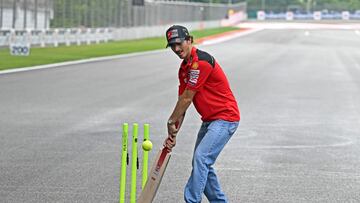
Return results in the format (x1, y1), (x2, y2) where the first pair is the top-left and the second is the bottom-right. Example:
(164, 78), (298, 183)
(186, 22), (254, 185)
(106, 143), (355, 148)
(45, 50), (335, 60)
(184, 120), (239, 203)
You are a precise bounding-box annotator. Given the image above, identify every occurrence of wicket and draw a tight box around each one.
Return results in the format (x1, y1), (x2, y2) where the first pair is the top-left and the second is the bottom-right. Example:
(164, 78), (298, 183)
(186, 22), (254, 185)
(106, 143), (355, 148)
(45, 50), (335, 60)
(120, 123), (152, 203)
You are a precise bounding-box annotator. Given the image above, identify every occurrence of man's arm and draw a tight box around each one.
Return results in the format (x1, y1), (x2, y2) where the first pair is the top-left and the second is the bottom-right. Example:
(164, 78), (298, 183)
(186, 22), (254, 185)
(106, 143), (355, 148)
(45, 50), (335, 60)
(168, 89), (196, 130)
(164, 89), (196, 150)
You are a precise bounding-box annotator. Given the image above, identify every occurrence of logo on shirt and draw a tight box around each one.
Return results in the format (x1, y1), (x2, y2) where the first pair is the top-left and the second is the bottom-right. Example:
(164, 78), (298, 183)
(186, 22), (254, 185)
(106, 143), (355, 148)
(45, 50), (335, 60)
(192, 62), (198, 69)
(189, 69), (200, 86)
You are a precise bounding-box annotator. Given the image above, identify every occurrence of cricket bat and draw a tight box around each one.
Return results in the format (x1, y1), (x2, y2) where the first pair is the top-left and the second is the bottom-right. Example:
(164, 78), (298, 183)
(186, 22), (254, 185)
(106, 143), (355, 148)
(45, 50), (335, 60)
(137, 147), (171, 203)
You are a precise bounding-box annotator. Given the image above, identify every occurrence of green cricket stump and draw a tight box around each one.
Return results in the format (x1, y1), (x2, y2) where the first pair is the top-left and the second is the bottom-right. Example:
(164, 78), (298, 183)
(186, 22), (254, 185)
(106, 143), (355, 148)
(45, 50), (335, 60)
(119, 123), (151, 203)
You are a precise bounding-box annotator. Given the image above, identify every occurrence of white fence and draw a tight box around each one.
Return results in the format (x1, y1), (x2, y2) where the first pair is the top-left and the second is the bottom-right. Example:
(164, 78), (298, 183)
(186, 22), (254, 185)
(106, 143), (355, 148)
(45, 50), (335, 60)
(0, 20), (231, 47)
(0, 28), (110, 47)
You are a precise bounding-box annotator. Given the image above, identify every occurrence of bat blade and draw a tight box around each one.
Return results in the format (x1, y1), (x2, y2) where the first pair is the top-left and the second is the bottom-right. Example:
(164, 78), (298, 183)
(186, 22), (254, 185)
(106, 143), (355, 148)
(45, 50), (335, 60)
(137, 147), (171, 203)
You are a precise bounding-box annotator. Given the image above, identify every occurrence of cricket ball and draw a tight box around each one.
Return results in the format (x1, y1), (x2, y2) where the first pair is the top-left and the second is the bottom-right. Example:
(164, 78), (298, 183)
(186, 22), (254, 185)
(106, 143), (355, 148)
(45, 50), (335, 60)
(142, 140), (153, 151)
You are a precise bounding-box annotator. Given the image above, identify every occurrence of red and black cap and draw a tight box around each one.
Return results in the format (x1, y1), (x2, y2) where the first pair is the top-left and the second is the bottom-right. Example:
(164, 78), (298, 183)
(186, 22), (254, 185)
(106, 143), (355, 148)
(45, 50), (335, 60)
(165, 25), (190, 48)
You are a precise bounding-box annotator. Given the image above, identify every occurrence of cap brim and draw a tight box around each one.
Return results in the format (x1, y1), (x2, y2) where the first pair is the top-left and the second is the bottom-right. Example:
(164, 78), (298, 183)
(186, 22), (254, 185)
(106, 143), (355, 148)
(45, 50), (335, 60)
(166, 38), (185, 48)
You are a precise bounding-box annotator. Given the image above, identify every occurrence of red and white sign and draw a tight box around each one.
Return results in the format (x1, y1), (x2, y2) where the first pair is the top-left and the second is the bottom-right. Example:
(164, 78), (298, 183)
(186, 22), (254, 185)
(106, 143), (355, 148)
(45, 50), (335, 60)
(221, 11), (247, 26)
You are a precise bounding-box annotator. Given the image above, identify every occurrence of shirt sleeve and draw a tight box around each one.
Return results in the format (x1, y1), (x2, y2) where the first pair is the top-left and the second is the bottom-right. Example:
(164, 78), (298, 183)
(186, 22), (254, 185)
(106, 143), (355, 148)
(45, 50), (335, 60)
(186, 60), (213, 91)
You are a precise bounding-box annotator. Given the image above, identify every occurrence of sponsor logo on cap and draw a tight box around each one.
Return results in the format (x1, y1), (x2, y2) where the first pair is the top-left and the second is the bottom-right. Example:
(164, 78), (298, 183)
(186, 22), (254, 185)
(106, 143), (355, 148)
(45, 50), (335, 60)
(167, 29), (179, 40)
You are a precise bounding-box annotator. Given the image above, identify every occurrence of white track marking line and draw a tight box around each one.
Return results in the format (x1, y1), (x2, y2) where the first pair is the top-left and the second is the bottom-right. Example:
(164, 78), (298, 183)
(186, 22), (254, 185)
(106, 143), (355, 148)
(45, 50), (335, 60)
(0, 49), (166, 75)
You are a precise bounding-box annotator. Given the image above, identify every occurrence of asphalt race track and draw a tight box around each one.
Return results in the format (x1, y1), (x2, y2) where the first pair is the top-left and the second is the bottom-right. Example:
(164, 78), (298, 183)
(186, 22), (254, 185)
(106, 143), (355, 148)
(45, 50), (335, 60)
(1, 27), (360, 202)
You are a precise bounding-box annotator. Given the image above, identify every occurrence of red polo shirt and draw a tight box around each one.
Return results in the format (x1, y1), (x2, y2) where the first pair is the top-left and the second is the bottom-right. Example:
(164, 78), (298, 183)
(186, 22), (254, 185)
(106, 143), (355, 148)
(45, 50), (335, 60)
(178, 47), (240, 122)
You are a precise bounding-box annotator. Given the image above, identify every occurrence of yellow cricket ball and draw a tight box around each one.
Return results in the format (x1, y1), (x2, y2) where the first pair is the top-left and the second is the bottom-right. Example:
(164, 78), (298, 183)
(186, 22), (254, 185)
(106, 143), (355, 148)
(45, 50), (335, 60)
(142, 140), (153, 151)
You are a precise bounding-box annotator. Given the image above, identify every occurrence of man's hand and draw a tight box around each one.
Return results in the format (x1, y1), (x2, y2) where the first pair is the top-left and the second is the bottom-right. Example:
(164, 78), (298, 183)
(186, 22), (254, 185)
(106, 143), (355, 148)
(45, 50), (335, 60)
(167, 121), (178, 137)
(163, 135), (176, 152)
(164, 121), (178, 152)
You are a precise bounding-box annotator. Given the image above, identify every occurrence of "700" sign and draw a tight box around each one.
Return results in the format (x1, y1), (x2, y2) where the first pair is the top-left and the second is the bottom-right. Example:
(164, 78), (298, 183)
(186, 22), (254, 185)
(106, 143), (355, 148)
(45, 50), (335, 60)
(10, 44), (31, 56)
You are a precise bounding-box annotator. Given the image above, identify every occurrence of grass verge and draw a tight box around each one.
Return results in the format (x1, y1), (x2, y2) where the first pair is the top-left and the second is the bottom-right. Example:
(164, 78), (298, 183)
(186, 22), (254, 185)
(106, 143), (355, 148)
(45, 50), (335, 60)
(0, 26), (239, 70)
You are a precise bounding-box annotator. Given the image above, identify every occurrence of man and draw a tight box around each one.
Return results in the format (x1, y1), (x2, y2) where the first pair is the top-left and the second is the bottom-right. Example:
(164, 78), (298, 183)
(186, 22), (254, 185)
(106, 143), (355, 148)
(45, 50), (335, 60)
(163, 25), (240, 203)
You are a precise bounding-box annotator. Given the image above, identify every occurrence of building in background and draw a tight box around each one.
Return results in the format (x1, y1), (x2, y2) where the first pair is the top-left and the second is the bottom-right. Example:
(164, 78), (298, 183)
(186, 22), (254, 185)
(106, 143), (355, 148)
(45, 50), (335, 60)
(0, 0), (53, 30)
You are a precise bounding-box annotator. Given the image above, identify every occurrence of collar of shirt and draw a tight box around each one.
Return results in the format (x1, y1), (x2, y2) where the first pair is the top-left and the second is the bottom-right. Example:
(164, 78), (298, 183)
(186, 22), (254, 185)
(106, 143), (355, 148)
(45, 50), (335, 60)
(181, 47), (197, 70)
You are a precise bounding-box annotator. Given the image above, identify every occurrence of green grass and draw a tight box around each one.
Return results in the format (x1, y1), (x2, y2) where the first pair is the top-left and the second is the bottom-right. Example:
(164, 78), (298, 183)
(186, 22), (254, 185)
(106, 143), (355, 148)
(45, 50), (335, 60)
(0, 26), (239, 70)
